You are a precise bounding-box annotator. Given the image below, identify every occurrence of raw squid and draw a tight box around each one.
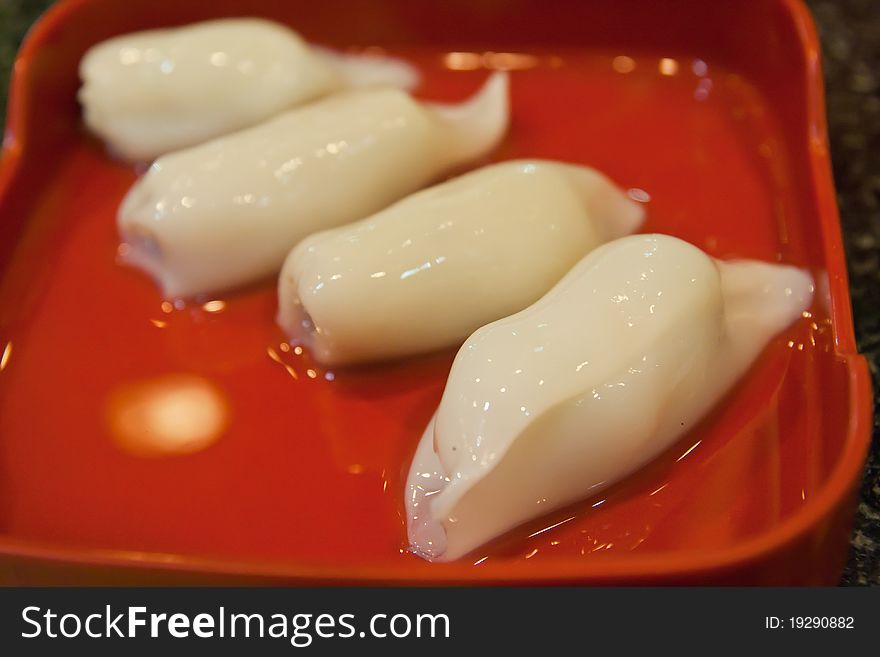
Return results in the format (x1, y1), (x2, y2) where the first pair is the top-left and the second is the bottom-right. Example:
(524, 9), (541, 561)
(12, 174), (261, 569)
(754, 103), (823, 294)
(118, 73), (509, 298)
(278, 160), (644, 365)
(405, 234), (814, 561)
(79, 18), (418, 161)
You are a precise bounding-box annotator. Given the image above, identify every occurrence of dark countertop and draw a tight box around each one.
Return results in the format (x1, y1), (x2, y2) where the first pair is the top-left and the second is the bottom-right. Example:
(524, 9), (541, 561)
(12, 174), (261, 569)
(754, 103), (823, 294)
(0, 0), (878, 585)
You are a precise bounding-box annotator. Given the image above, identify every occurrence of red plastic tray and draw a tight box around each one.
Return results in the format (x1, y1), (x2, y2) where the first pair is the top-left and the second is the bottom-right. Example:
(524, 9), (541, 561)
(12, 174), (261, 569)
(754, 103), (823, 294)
(0, 0), (872, 584)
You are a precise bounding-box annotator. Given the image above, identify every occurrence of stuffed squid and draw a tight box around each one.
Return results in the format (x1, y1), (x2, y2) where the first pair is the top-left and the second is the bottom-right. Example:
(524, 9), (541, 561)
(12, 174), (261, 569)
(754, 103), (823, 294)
(405, 234), (814, 561)
(278, 160), (644, 365)
(79, 18), (418, 161)
(118, 73), (509, 298)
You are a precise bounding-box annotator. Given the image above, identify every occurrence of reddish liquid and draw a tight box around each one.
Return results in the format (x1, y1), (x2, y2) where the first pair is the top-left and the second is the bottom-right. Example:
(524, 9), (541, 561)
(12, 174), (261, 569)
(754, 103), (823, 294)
(0, 50), (838, 572)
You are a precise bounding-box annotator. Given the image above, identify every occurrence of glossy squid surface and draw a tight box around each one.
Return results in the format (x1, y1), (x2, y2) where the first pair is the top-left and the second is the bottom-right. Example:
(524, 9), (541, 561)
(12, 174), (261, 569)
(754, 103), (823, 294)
(406, 234), (815, 561)
(79, 18), (418, 161)
(279, 160), (643, 365)
(118, 73), (509, 298)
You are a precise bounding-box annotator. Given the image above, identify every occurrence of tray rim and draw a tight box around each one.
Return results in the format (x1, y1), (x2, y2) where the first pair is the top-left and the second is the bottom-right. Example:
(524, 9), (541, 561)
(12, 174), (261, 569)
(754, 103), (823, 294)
(0, 0), (872, 584)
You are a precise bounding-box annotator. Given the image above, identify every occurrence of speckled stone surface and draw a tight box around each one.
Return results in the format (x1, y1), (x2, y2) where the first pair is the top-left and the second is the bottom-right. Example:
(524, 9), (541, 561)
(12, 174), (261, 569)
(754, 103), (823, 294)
(0, 0), (877, 585)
